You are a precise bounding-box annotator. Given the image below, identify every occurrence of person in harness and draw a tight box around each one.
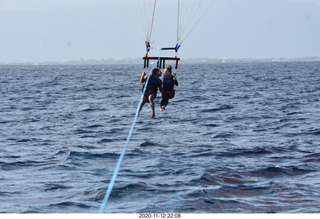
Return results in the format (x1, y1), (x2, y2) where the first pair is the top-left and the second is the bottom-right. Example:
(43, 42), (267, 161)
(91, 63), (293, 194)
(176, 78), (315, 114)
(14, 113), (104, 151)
(160, 65), (178, 112)
(139, 68), (163, 118)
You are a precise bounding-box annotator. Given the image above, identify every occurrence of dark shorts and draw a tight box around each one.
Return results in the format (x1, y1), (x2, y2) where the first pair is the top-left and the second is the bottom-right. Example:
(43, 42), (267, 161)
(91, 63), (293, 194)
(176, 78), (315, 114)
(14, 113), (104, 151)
(144, 90), (157, 103)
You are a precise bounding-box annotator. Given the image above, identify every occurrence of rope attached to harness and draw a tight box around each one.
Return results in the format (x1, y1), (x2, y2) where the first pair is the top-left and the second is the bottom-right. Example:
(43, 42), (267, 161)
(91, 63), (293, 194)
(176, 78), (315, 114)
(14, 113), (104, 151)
(98, 50), (163, 214)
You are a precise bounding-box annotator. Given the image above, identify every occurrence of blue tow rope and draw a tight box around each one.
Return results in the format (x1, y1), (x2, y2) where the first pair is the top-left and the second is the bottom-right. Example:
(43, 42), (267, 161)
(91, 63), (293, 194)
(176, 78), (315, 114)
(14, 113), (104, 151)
(99, 52), (162, 213)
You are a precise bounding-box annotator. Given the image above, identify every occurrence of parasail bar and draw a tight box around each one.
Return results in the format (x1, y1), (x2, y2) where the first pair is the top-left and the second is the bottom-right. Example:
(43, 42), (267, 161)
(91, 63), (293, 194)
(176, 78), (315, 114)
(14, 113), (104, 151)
(161, 47), (176, 51)
(143, 56), (180, 69)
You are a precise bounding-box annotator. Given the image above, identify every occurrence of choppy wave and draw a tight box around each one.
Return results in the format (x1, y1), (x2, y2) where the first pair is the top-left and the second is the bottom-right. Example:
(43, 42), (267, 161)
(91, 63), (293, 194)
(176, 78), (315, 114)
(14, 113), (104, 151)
(1, 62), (320, 213)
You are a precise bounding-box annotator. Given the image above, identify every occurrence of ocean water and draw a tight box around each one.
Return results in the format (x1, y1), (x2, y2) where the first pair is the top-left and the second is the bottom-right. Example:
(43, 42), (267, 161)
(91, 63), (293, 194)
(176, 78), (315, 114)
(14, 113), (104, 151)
(1, 62), (320, 213)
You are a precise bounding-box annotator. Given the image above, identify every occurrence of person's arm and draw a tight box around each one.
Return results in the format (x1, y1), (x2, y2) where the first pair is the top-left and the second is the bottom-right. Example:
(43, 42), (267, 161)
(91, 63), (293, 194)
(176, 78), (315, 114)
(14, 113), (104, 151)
(140, 71), (147, 83)
(158, 79), (163, 93)
(173, 76), (179, 86)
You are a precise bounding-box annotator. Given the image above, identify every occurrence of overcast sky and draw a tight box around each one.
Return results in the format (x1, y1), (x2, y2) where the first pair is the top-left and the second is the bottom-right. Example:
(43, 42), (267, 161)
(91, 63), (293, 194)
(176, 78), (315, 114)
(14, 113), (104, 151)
(0, 0), (320, 62)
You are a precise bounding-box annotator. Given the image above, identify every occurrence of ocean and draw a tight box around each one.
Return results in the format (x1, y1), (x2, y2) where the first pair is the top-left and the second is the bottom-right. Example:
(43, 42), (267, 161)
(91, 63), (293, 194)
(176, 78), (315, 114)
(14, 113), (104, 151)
(1, 62), (320, 213)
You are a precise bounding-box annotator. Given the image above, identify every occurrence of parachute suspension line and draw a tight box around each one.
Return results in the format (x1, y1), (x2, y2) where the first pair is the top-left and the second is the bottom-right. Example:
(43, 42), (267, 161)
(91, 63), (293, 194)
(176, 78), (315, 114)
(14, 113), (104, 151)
(148, 0), (157, 43)
(177, 0), (192, 43)
(176, 0), (181, 44)
(177, 0), (216, 46)
(133, 0), (157, 44)
(124, 0), (147, 44)
(152, 13), (155, 44)
(146, 0), (151, 41)
(99, 51), (163, 214)
(145, 0), (150, 40)
(177, 0), (201, 44)
(181, 0), (216, 46)
(135, 0), (148, 41)
(143, 0), (157, 53)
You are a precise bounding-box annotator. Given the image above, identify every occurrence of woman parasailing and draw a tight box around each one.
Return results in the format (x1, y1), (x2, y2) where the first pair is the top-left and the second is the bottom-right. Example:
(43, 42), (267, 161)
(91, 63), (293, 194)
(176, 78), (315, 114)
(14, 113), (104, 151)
(160, 65), (178, 112)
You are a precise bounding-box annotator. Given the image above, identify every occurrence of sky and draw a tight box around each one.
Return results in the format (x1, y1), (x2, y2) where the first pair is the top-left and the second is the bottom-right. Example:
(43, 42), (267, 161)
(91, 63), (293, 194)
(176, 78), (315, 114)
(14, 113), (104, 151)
(0, 0), (320, 63)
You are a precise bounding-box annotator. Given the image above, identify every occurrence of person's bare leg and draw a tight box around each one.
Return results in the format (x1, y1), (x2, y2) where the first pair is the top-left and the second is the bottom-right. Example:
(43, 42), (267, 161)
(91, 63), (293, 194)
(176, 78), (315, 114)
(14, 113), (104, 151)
(149, 94), (156, 118)
(160, 106), (165, 112)
(139, 96), (148, 116)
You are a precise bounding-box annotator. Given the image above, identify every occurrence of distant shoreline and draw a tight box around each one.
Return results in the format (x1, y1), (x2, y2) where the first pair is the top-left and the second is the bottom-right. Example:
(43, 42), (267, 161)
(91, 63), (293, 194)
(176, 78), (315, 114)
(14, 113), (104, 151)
(1, 57), (320, 66)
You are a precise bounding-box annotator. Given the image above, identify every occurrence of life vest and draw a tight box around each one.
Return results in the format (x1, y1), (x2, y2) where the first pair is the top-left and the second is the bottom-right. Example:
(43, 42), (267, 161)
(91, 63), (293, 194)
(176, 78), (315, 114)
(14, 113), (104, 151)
(146, 75), (159, 94)
(163, 75), (174, 94)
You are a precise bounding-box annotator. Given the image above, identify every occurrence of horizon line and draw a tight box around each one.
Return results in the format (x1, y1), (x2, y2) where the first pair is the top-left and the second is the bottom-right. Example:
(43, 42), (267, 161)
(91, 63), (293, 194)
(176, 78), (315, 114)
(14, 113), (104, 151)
(1, 56), (320, 65)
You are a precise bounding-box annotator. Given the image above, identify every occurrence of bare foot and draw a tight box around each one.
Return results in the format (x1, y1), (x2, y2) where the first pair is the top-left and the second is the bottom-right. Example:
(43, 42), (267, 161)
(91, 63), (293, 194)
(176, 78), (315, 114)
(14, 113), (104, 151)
(160, 106), (165, 112)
